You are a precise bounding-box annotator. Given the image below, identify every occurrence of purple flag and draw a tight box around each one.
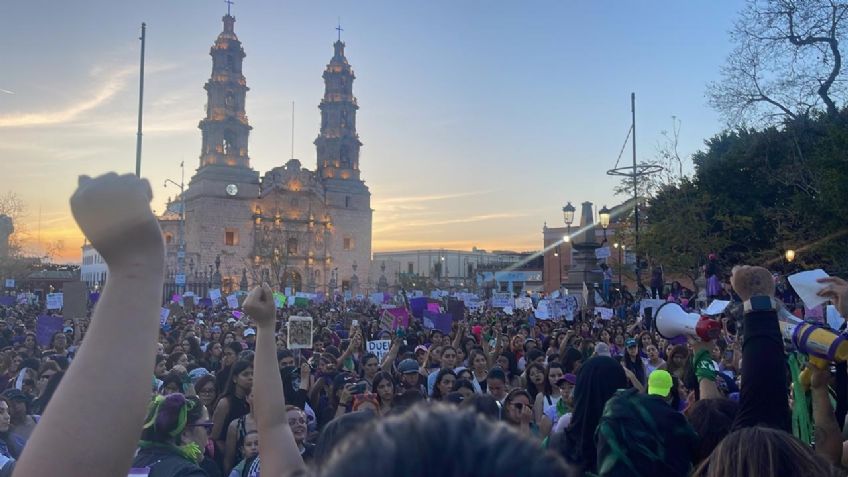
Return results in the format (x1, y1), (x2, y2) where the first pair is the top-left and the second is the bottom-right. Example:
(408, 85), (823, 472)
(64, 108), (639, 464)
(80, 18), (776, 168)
(36, 315), (64, 347)
(89, 292), (100, 304)
(423, 310), (452, 334)
(0, 296), (14, 307)
(410, 297), (428, 318)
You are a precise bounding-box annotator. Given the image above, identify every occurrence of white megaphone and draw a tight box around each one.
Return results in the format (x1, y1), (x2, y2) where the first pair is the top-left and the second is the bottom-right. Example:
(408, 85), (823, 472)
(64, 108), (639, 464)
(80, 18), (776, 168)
(655, 302), (722, 342)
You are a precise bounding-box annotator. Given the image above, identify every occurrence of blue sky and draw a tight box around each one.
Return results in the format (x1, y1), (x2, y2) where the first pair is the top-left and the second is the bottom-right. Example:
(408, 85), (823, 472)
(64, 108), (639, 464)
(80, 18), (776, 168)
(0, 1), (741, 262)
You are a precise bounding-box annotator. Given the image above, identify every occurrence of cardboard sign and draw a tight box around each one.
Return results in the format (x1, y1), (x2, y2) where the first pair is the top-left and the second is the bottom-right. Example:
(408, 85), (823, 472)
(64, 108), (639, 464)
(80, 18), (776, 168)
(62, 281), (88, 320)
(46, 293), (64, 310)
(226, 294), (239, 309)
(367, 340), (391, 362)
(287, 315), (314, 349)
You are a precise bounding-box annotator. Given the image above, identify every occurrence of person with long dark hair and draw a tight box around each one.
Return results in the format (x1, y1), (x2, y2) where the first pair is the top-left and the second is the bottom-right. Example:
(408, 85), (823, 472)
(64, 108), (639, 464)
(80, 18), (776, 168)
(533, 361), (564, 438)
(431, 369), (457, 401)
(371, 371), (396, 414)
(0, 397), (19, 475)
(622, 338), (647, 392)
(555, 356), (627, 474)
(132, 394), (210, 476)
(211, 360), (253, 461)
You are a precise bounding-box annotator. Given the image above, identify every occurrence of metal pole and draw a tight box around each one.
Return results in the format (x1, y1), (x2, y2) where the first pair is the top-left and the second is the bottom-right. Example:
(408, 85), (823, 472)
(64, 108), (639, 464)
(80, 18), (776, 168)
(631, 92), (640, 285)
(179, 162), (186, 294)
(618, 246), (623, 290)
(135, 23), (146, 177)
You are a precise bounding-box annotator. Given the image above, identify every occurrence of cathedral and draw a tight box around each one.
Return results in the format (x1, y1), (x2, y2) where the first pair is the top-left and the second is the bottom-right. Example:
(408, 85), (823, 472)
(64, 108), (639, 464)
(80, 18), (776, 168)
(160, 14), (373, 295)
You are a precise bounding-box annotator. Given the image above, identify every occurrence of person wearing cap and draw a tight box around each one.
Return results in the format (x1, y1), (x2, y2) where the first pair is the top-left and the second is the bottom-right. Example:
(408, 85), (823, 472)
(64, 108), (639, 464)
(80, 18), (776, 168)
(1, 389), (36, 453)
(622, 338), (647, 392)
(243, 328), (256, 350)
(397, 358), (425, 395)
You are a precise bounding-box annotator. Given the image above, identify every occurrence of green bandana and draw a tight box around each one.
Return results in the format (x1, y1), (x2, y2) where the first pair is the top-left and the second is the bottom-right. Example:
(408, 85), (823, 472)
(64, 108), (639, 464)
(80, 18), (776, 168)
(693, 349), (716, 381)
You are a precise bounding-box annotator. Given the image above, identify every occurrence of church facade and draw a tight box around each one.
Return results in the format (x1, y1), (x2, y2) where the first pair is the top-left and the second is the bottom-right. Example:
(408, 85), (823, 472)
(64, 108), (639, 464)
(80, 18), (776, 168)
(162, 14), (372, 294)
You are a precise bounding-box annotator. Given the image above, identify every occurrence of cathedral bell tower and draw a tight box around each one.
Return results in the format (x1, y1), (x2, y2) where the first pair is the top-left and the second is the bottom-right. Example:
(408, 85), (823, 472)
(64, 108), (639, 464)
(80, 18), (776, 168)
(315, 40), (362, 181)
(190, 14), (259, 189)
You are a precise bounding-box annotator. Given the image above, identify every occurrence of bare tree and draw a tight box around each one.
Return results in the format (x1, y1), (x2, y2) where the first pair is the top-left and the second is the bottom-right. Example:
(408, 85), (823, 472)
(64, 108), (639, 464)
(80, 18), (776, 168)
(709, 0), (848, 126)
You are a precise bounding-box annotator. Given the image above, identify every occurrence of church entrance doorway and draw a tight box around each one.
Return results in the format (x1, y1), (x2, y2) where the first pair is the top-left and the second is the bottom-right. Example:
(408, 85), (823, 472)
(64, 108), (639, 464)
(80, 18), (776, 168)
(283, 268), (303, 292)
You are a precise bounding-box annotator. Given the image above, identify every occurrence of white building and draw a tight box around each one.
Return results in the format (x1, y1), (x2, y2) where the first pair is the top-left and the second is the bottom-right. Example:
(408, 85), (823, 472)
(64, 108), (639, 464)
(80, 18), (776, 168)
(80, 242), (107, 288)
(372, 248), (533, 289)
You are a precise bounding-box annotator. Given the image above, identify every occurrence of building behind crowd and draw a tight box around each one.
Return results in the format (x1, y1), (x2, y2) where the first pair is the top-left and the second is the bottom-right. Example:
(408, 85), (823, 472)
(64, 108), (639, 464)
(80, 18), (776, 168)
(156, 14), (372, 295)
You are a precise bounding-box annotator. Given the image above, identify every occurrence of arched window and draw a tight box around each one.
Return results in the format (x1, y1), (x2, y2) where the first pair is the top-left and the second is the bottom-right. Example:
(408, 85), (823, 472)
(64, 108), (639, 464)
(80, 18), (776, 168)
(223, 130), (235, 155)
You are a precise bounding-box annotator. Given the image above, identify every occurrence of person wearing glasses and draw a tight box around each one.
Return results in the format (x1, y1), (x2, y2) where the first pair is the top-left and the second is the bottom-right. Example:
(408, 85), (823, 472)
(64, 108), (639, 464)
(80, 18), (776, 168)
(132, 393), (211, 476)
(503, 389), (537, 437)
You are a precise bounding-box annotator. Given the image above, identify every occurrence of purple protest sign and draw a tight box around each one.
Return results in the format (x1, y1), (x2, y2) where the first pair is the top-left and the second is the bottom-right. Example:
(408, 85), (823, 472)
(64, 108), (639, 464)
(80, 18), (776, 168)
(410, 297), (428, 318)
(423, 310), (452, 334)
(36, 315), (64, 347)
(0, 296), (14, 307)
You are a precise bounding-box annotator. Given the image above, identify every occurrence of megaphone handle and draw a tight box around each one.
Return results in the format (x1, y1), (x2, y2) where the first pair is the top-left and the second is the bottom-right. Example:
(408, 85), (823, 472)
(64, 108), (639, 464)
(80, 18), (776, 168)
(800, 356), (829, 390)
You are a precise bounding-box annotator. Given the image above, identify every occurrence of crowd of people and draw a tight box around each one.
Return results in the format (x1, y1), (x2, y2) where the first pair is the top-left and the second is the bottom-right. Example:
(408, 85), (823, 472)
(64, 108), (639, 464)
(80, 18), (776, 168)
(2, 173), (848, 477)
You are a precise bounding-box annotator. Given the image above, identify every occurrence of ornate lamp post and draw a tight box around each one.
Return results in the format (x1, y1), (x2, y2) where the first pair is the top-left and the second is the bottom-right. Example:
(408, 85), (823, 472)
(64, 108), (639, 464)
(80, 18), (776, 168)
(562, 202), (575, 237)
(599, 205), (611, 242)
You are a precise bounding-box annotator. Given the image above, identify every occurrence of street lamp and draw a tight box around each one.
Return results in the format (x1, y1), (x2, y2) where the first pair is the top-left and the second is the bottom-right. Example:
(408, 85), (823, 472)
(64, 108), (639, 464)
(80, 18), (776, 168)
(785, 249), (796, 263)
(164, 161), (186, 294)
(562, 202), (575, 238)
(599, 205), (611, 241)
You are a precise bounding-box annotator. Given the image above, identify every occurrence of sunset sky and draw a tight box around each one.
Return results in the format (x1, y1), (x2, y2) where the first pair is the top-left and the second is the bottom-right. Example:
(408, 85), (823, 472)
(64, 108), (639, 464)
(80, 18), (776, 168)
(1, 1), (740, 263)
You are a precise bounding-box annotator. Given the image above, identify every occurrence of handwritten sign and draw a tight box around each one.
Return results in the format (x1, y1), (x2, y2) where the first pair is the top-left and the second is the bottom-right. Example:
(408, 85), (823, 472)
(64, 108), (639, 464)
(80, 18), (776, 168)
(367, 340), (391, 362)
(46, 293), (64, 310)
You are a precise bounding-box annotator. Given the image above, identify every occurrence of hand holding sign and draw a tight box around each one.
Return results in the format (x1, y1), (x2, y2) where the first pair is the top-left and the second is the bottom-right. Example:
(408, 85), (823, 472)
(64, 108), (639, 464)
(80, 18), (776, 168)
(70, 173), (164, 272)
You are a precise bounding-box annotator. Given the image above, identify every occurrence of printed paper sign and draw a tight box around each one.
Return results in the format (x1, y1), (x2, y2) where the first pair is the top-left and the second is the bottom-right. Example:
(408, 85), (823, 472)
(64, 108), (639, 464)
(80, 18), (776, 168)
(287, 316), (314, 349)
(226, 294), (239, 309)
(46, 293), (64, 310)
(208, 289), (222, 303)
(367, 340), (391, 362)
(160, 307), (170, 326)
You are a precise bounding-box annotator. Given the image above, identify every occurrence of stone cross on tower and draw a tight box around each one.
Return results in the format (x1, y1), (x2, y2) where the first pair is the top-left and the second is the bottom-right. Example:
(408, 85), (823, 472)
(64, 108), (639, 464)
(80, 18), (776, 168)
(225, 0), (234, 16)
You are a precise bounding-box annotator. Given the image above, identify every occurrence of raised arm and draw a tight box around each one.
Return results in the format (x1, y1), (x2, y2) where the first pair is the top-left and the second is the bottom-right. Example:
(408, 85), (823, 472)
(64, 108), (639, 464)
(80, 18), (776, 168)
(808, 363), (843, 465)
(380, 338), (401, 373)
(14, 173), (165, 477)
(244, 284), (305, 477)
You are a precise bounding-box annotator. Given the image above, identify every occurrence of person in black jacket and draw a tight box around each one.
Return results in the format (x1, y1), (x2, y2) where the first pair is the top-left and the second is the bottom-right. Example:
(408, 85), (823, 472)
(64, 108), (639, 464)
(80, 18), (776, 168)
(132, 393), (210, 476)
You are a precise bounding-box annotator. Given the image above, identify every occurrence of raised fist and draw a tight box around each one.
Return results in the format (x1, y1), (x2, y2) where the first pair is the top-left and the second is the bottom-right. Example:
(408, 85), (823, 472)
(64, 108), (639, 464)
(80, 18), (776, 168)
(70, 173), (164, 272)
(730, 265), (775, 302)
(244, 284), (275, 329)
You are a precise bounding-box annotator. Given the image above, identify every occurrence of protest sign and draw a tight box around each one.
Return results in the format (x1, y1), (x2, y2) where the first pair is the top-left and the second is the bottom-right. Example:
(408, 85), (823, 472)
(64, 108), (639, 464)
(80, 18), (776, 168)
(226, 294), (239, 309)
(562, 296), (579, 321)
(285, 287), (293, 297)
(423, 310), (452, 333)
(16, 293), (28, 305)
(160, 307), (170, 326)
(447, 299), (466, 321)
(344, 291), (352, 301)
(367, 340), (392, 362)
(702, 300), (730, 316)
(535, 300), (551, 320)
(639, 299), (666, 319)
(183, 296), (195, 313)
(62, 281), (88, 320)
(287, 316), (313, 349)
(4, 279), (14, 289)
(208, 289), (222, 303)
(503, 306), (514, 316)
(596, 307), (614, 320)
(426, 302), (441, 314)
(36, 315), (64, 347)
(492, 292), (513, 308)
(827, 305), (845, 331)
(370, 293), (385, 305)
(788, 269), (830, 309)
(273, 292), (286, 309)
(0, 296), (13, 307)
(410, 297), (428, 318)
(46, 293), (64, 310)
(595, 246), (611, 259)
(515, 297), (533, 311)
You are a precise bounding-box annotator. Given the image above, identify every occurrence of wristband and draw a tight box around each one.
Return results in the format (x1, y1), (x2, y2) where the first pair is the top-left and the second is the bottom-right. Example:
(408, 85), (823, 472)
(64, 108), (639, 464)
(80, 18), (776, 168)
(693, 349), (717, 381)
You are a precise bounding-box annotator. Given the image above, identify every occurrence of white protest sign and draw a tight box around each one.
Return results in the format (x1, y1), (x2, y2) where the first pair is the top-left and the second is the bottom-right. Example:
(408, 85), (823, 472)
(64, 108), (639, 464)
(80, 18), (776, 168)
(595, 246), (611, 259)
(503, 306), (514, 316)
(46, 293), (64, 310)
(208, 289), (222, 303)
(639, 299), (666, 318)
(788, 269), (830, 309)
(534, 300), (551, 320)
(287, 315), (314, 349)
(367, 340), (391, 362)
(160, 307), (170, 326)
(4, 279), (14, 288)
(515, 297), (533, 310)
(226, 294), (240, 309)
(596, 307), (614, 320)
(702, 300), (730, 316)
(492, 292), (513, 308)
